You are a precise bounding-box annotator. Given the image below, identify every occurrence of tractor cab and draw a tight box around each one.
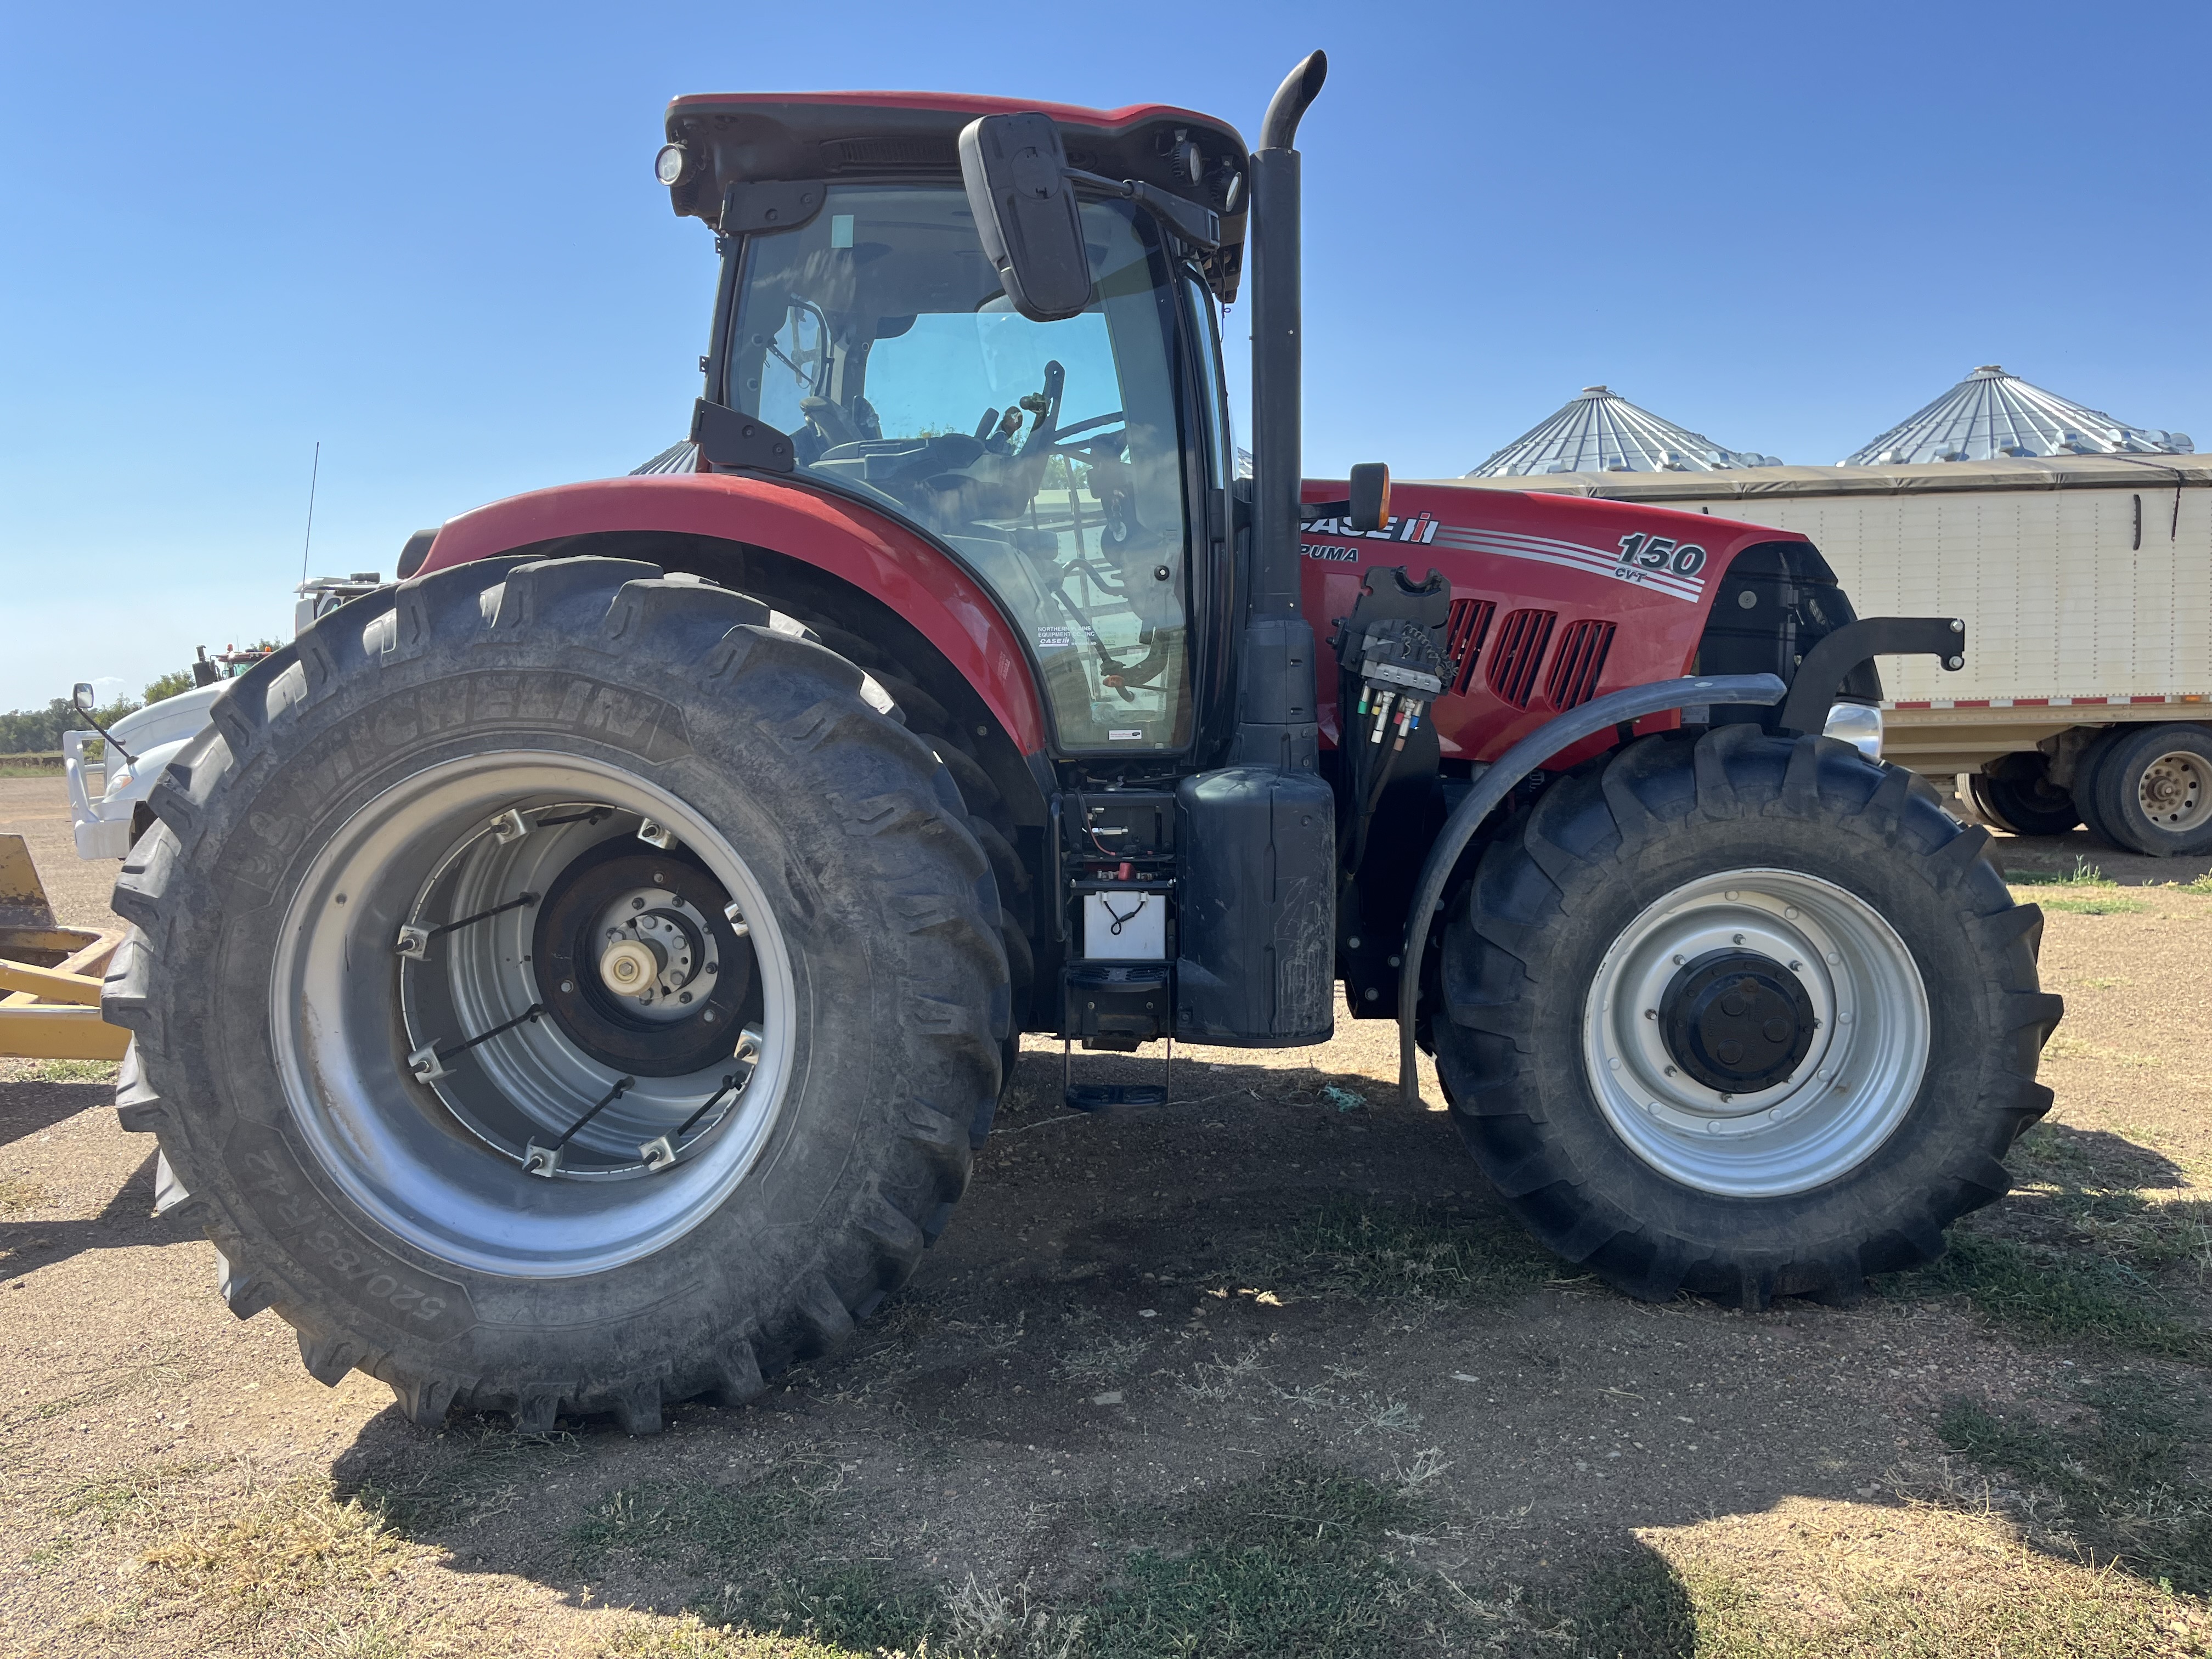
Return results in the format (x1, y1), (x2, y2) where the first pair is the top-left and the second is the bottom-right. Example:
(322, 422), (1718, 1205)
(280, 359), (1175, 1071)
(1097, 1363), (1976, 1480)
(663, 94), (1249, 759)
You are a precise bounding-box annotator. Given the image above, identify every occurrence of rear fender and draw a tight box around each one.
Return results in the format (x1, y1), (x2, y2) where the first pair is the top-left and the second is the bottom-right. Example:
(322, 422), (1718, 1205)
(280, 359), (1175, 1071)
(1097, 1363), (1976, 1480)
(417, 473), (1050, 759)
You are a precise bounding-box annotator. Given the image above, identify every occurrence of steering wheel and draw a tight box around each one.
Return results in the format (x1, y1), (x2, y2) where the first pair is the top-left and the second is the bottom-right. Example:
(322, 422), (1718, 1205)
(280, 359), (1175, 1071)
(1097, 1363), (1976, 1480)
(1048, 411), (1127, 456)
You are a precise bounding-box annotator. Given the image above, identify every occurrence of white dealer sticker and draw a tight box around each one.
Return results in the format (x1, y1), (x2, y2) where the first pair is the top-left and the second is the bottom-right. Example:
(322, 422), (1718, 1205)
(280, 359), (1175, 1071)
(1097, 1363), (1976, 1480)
(1037, 626), (1073, 648)
(1108, 729), (1144, 741)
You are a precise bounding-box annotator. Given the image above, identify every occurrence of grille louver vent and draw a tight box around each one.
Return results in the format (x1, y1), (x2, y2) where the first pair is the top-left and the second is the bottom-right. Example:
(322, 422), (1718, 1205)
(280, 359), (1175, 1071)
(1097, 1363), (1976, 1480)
(1444, 597), (1496, 695)
(1544, 619), (1617, 709)
(1485, 609), (1556, 709)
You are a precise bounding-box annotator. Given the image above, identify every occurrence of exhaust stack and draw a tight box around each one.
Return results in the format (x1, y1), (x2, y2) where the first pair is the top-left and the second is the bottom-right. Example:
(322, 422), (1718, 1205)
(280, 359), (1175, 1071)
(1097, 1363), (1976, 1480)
(1232, 49), (1328, 769)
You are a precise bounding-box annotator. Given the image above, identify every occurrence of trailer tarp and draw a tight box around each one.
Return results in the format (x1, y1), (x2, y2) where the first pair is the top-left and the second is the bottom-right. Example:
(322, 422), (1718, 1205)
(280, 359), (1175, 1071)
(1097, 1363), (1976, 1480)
(1423, 454), (2212, 504)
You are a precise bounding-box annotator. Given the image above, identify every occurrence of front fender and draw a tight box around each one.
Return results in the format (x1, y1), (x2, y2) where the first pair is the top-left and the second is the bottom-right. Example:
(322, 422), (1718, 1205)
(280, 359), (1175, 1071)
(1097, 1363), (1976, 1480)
(1393, 672), (1788, 1103)
(417, 473), (1049, 753)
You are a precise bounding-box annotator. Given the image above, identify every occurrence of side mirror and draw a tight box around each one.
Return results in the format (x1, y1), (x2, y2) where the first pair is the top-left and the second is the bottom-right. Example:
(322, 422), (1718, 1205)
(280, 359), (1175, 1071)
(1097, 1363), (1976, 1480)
(72, 682), (95, 713)
(1348, 463), (1392, 533)
(958, 112), (1092, 322)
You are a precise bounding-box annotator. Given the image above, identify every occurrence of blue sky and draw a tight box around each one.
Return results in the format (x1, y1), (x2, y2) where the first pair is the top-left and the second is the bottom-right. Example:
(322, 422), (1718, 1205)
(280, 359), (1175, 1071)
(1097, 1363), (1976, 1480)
(3, 2), (2206, 709)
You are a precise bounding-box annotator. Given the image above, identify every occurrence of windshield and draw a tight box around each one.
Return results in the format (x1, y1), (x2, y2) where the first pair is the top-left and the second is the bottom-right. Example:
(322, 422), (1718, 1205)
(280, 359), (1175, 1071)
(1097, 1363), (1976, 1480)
(726, 185), (1194, 752)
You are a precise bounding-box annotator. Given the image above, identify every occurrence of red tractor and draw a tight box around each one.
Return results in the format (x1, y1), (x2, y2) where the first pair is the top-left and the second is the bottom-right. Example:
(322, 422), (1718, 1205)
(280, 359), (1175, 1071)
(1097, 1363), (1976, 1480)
(108, 55), (2058, 1432)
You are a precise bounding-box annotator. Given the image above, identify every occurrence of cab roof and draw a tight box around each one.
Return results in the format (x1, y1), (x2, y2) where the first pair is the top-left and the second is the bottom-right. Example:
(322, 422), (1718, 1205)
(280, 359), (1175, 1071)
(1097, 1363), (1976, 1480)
(661, 91), (1250, 300)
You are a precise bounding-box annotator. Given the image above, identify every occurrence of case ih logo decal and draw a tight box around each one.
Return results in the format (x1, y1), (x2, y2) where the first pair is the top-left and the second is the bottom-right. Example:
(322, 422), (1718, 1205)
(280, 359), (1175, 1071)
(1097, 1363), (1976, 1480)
(1302, 512), (1441, 562)
(1301, 515), (1711, 603)
(1304, 510), (1442, 543)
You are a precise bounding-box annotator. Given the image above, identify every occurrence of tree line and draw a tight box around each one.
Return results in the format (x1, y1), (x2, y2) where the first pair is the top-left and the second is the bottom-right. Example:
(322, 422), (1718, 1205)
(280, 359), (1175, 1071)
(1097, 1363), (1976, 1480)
(2, 665), (217, 754)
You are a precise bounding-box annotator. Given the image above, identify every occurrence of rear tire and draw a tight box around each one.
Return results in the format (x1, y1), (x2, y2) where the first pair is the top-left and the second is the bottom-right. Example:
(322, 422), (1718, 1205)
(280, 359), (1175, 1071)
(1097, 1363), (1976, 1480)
(1433, 726), (2059, 1308)
(2078, 723), (2212, 857)
(105, 557), (1008, 1430)
(799, 617), (1035, 1095)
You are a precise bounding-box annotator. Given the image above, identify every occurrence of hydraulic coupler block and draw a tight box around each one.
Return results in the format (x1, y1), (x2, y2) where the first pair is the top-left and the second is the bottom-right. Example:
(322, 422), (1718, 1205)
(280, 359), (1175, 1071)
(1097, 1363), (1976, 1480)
(1331, 567), (1454, 752)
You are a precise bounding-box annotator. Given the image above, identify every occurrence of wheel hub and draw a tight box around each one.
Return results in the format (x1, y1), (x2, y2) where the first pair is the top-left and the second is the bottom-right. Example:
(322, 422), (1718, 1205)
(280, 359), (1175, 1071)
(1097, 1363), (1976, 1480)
(2137, 750), (2209, 831)
(1659, 949), (1818, 1093)
(534, 844), (752, 1077)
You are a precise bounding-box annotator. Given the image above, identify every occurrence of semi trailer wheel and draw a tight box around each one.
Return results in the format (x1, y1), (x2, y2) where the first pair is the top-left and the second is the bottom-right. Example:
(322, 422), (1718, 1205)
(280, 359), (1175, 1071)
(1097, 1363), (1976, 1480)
(103, 556), (1009, 1430)
(1434, 725), (2058, 1307)
(2076, 723), (2212, 857)
(1965, 766), (2081, 838)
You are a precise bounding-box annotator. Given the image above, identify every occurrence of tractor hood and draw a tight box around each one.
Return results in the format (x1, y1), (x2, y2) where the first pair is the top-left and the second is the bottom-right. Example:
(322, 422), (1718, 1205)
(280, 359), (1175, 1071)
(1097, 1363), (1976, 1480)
(658, 91), (1250, 302)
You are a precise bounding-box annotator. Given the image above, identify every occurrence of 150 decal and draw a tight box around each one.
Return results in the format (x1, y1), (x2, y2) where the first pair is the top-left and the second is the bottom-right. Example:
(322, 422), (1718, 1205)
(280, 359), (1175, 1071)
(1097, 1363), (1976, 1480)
(1615, 533), (1707, 578)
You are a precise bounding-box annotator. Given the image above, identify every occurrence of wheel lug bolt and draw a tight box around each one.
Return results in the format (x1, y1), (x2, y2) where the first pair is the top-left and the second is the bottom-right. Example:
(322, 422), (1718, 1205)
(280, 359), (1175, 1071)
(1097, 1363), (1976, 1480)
(679, 991), (693, 1004)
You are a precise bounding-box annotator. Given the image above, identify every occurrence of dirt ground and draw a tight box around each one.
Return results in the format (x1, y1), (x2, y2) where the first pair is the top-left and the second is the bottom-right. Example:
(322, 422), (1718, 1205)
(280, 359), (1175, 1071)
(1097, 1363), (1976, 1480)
(3, 774), (2209, 1658)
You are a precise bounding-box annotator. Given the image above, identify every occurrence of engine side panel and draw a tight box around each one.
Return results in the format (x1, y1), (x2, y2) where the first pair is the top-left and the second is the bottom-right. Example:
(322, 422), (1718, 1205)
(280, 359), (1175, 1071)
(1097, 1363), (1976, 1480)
(1300, 480), (1812, 767)
(416, 473), (1049, 754)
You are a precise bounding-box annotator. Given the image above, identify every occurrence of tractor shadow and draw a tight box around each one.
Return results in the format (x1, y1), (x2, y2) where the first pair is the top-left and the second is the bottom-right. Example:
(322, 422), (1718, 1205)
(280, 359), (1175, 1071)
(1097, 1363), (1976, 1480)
(0, 1147), (194, 1279)
(318, 1049), (2212, 1637)
(1, 1066), (197, 1278)
(0, 1071), (117, 1147)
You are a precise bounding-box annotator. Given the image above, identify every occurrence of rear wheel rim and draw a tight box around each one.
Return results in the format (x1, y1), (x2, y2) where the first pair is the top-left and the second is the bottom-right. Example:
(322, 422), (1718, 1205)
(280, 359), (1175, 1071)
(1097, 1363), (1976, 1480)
(1582, 868), (1928, 1198)
(270, 752), (796, 1279)
(2135, 748), (2211, 833)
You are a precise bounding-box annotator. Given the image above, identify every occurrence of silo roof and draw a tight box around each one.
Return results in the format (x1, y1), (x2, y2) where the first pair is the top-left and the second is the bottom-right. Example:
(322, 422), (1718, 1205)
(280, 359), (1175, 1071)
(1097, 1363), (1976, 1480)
(1842, 365), (2193, 465)
(1466, 385), (1778, 477)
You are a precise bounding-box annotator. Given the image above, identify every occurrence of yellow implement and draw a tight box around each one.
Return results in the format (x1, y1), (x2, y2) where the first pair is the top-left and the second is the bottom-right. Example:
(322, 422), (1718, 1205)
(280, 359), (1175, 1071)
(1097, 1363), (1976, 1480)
(0, 833), (128, 1060)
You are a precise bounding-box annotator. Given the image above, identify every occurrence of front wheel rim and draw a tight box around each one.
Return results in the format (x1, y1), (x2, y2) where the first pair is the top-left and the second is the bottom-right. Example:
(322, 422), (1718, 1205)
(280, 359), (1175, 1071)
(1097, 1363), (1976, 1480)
(270, 752), (797, 1279)
(1582, 868), (1929, 1198)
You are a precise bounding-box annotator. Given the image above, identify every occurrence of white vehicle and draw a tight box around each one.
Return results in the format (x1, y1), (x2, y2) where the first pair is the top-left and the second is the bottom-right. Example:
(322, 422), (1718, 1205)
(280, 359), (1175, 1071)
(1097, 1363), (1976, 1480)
(1465, 454), (2212, 854)
(64, 575), (384, 859)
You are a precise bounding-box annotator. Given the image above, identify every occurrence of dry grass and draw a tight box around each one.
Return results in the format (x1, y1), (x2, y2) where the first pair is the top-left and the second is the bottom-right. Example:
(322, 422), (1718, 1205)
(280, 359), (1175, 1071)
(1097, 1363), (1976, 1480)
(0, 1171), (50, 1215)
(3, 1058), (120, 1085)
(2044, 1032), (2163, 1068)
(1618, 1497), (2212, 1657)
(58, 1457), (422, 1642)
(2040, 893), (2152, 915)
(1273, 1198), (1561, 1306)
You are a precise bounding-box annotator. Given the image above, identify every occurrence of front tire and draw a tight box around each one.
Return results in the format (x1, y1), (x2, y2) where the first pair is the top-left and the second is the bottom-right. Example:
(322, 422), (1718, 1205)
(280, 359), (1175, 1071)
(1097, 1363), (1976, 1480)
(104, 557), (1008, 1430)
(1434, 726), (2059, 1307)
